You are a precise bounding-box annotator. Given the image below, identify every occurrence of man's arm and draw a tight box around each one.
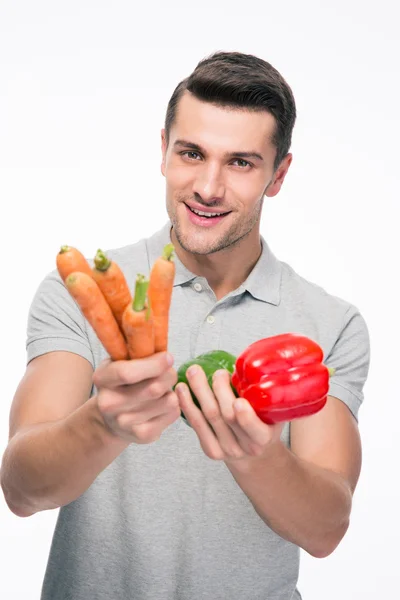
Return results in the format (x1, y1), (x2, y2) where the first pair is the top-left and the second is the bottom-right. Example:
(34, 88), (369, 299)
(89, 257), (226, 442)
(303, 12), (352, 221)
(177, 363), (362, 558)
(177, 304), (369, 557)
(1, 352), (129, 517)
(1, 350), (180, 518)
(226, 395), (361, 558)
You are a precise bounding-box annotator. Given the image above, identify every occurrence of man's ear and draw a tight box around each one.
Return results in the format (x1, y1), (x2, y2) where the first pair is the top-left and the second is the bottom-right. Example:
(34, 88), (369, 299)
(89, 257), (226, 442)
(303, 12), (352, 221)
(264, 153), (293, 197)
(161, 129), (167, 177)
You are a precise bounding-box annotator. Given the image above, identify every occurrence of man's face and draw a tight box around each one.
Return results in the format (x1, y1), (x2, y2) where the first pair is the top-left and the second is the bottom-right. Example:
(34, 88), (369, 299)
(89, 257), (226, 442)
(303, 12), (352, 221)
(161, 92), (291, 255)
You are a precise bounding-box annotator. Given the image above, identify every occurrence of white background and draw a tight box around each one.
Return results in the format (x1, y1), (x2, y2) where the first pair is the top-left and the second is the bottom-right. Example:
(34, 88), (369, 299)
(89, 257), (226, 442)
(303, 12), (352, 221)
(0, 1), (398, 598)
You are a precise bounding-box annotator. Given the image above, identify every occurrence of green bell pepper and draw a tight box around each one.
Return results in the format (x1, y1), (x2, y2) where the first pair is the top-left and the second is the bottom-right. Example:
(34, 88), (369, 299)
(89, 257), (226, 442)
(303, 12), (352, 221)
(174, 350), (238, 424)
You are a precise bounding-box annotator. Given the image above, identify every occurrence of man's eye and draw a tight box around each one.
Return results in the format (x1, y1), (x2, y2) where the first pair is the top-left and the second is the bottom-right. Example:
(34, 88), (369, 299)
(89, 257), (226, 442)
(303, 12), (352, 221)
(182, 151), (201, 160)
(233, 159), (251, 168)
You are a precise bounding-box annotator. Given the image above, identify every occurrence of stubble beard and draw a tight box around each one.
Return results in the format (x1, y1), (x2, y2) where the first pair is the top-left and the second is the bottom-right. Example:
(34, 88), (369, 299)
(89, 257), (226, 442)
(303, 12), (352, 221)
(167, 195), (264, 256)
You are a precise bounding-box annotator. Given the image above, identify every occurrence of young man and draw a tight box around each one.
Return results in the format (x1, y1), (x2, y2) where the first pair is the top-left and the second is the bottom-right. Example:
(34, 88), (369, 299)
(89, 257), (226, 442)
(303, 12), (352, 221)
(1, 52), (370, 600)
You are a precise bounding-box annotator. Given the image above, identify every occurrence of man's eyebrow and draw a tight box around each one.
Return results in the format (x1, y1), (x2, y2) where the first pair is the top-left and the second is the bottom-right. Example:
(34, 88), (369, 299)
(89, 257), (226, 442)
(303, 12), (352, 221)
(173, 139), (264, 162)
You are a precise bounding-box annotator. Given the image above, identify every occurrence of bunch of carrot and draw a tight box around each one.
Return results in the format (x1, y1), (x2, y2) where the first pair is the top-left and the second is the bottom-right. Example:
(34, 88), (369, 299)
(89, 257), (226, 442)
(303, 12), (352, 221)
(56, 243), (175, 361)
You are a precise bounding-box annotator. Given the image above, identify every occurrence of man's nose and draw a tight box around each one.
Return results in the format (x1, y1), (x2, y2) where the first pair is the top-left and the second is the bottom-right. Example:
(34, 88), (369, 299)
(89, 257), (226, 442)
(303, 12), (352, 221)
(192, 163), (225, 202)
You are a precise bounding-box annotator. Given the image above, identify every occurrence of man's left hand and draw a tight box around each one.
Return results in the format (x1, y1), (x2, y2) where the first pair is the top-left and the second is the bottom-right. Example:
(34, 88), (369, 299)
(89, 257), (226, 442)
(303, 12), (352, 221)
(175, 366), (284, 464)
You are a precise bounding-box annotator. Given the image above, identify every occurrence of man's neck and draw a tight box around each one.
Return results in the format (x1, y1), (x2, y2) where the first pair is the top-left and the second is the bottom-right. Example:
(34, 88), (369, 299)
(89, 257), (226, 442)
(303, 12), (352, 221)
(170, 227), (262, 301)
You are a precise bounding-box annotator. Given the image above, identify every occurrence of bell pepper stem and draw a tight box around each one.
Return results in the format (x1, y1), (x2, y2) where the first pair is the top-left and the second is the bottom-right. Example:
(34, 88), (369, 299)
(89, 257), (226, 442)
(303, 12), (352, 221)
(328, 367), (336, 377)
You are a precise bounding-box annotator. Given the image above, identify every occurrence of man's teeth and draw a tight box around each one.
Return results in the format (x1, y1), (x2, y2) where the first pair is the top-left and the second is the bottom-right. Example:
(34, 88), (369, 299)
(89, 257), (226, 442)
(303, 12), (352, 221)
(190, 207), (224, 217)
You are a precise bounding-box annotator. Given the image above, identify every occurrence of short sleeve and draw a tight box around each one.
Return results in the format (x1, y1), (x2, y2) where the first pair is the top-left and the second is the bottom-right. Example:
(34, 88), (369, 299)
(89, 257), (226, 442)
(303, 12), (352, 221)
(325, 305), (370, 421)
(26, 270), (95, 368)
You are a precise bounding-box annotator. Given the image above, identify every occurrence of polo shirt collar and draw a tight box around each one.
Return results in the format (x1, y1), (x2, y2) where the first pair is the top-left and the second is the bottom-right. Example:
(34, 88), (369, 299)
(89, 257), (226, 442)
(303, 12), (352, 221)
(244, 235), (282, 305)
(146, 221), (281, 305)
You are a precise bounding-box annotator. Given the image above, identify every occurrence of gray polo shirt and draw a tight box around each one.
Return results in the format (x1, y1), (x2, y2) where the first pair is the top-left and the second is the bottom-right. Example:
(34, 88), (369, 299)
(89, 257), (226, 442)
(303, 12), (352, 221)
(26, 221), (370, 600)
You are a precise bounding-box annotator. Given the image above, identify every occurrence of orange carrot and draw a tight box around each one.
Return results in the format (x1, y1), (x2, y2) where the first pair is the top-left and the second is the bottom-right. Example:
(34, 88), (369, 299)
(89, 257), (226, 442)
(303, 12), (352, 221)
(56, 245), (93, 282)
(147, 243), (175, 352)
(122, 274), (154, 359)
(92, 249), (132, 329)
(65, 272), (129, 361)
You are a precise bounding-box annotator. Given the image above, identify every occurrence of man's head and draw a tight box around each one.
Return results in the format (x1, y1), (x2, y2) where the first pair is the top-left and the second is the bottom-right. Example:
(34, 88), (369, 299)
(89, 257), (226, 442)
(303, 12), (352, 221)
(161, 51), (296, 256)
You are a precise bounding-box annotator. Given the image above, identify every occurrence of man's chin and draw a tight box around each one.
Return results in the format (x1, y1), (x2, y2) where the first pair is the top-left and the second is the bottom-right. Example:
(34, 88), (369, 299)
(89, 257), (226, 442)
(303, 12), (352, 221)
(173, 231), (216, 256)
(177, 239), (216, 256)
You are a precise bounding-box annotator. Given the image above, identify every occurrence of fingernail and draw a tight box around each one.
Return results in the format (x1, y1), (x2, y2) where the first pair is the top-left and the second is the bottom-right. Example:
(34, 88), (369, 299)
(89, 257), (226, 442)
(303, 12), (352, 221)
(175, 383), (185, 396)
(187, 365), (198, 376)
(166, 353), (174, 366)
(234, 399), (245, 412)
(213, 369), (226, 379)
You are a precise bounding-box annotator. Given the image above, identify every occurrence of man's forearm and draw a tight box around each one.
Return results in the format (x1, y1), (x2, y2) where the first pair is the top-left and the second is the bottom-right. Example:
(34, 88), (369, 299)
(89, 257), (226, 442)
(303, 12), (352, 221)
(227, 441), (352, 558)
(1, 396), (129, 517)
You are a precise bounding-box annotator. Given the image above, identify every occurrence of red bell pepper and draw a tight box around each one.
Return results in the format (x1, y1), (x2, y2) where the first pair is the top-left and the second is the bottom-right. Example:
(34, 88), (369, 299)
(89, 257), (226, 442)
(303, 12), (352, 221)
(231, 333), (333, 424)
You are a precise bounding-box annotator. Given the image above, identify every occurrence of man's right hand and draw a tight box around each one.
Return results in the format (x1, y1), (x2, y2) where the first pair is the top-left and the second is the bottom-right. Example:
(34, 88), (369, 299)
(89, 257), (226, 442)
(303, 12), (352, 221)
(2, 351), (181, 516)
(93, 352), (181, 444)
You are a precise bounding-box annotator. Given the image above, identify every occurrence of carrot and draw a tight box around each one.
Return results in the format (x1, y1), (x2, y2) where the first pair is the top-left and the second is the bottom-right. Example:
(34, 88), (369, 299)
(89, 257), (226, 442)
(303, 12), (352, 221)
(65, 272), (129, 361)
(147, 243), (175, 352)
(122, 274), (155, 359)
(92, 249), (132, 329)
(56, 245), (93, 282)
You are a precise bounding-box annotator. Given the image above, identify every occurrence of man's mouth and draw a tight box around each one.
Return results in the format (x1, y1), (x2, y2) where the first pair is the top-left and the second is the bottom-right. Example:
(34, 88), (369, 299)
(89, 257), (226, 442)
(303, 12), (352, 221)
(185, 203), (231, 219)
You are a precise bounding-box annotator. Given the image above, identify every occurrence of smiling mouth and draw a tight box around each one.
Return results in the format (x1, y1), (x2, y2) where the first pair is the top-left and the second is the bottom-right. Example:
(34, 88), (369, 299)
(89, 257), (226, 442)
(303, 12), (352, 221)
(185, 203), (231, 218)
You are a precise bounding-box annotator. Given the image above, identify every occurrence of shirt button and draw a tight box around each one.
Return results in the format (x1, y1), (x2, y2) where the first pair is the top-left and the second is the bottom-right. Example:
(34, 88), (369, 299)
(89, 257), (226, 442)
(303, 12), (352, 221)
(193, 282), (202, 292)
(206, 315), (215, 324)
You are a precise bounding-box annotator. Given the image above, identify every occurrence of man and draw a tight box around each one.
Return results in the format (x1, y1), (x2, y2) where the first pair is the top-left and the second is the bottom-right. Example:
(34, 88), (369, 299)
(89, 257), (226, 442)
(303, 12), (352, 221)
(1, 51), (370, 600)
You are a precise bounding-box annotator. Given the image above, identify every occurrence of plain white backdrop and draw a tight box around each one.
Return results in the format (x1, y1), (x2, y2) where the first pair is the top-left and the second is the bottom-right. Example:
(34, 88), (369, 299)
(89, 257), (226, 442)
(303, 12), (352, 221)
(0, 1), (398, 598)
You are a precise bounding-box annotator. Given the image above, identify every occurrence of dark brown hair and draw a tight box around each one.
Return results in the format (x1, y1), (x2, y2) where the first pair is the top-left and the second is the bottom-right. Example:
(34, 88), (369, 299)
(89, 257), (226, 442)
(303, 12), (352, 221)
(164, 51), (297, 170)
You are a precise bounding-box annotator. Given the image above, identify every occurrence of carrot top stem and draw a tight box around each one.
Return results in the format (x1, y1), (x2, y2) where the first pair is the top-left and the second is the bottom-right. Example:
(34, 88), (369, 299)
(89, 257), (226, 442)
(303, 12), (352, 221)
(162, 243), (175, 261)
(133, 274), (149, 312)
(94, 249), (111, 272)
(60, 245), (71, 254)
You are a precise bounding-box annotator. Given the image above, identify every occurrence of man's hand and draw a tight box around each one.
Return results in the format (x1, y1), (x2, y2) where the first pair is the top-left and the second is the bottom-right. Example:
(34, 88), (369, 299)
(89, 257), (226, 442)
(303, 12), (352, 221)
(94, 352), (181, 444)
(176, 366), (283, 463)
(176, 365), (358, 557)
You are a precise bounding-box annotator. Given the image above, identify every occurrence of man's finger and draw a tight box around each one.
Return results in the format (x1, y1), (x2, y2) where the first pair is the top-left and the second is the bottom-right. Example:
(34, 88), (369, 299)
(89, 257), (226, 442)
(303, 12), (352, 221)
(212, 369), (260, 450)
(184, 367), (245, 459)
(176, 383), (225, 460)
(233, 397), (280, 447)
(98, 369), (178, 415)
(93, 351), (174, 389)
